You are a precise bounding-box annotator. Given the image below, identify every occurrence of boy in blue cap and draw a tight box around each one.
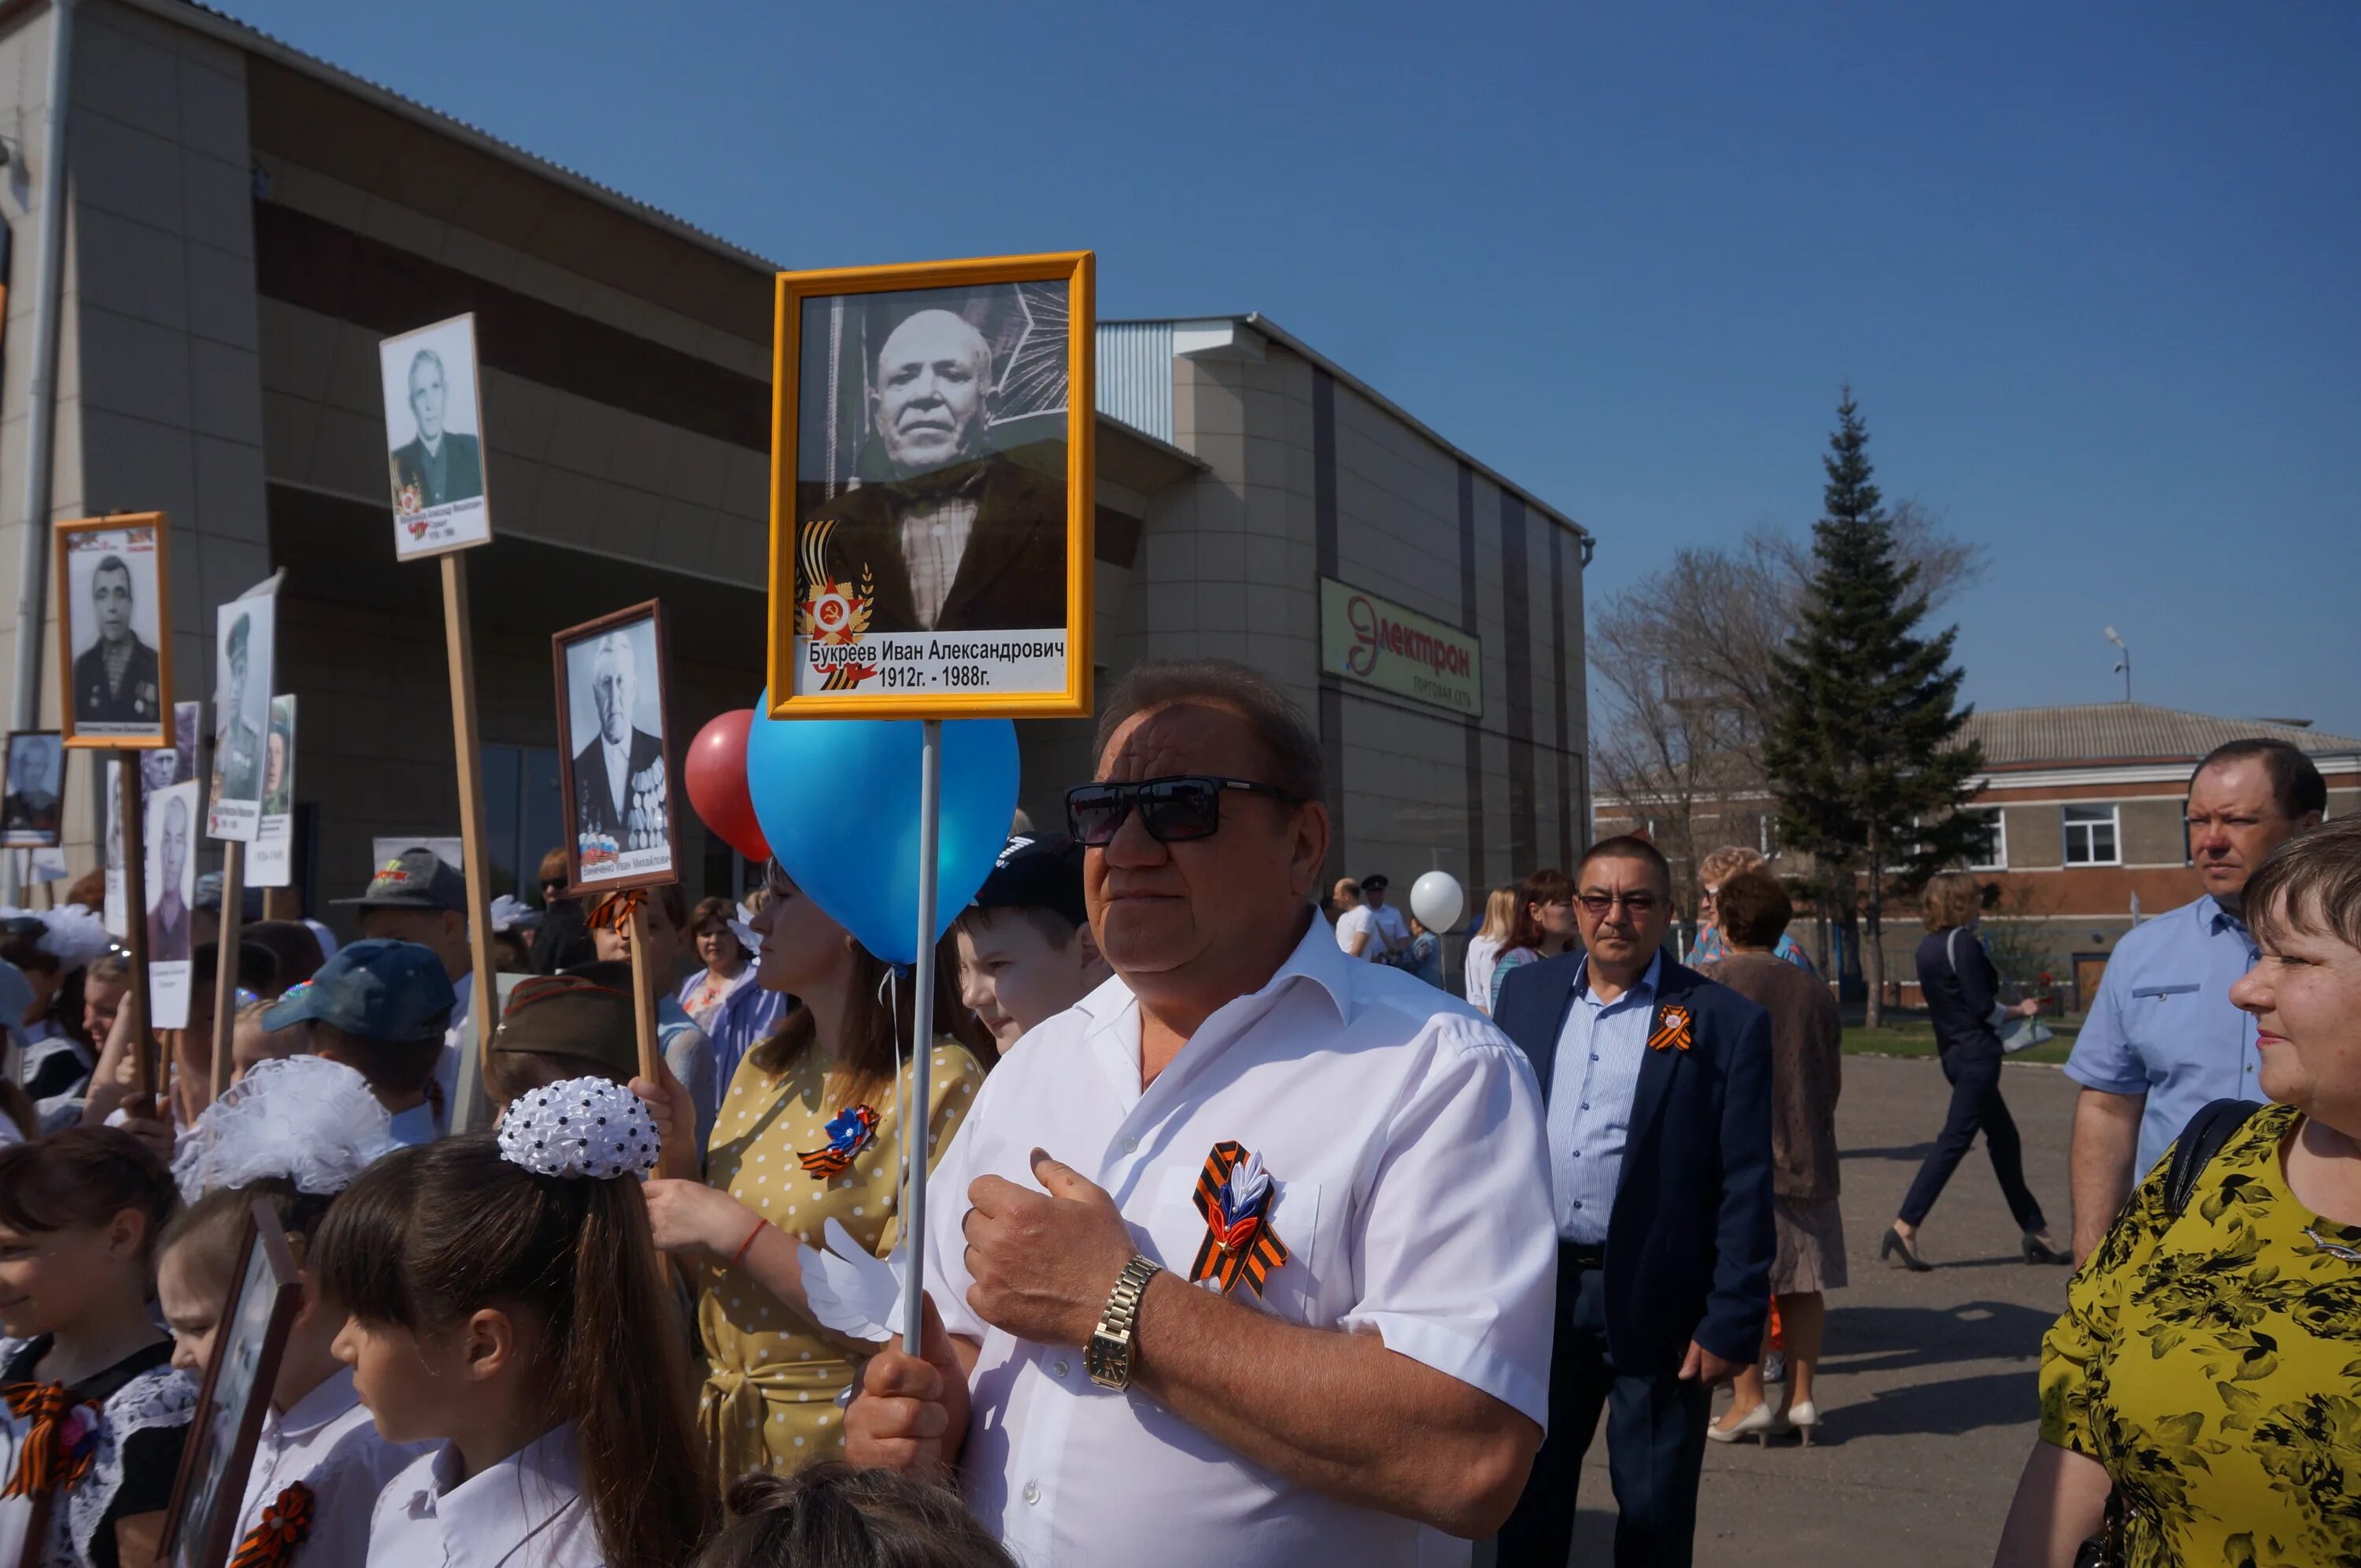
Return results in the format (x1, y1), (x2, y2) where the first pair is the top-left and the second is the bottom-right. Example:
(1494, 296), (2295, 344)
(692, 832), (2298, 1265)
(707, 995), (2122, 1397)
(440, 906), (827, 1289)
(260, 939), (456, 1145)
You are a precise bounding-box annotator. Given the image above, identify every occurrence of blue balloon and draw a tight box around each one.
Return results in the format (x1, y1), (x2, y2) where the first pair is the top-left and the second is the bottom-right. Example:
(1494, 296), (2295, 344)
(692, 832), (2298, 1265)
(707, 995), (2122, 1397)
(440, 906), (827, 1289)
(745, 695), (1020, 966)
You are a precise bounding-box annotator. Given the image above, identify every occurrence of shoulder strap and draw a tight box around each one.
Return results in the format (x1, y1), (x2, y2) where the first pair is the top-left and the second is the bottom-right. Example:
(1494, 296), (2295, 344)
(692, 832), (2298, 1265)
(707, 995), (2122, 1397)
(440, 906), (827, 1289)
(2163, 1098), (2269, 1218)
(1945, 928), (1963, 976)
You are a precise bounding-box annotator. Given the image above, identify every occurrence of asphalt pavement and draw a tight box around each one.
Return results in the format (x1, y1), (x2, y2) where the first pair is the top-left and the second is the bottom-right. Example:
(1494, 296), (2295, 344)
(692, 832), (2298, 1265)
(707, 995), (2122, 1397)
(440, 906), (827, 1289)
(1564, 1053), (2082, 1567)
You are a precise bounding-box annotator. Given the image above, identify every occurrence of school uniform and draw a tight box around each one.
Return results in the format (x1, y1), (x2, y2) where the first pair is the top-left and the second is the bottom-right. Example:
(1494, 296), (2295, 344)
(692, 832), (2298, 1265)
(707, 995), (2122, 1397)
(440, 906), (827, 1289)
(367, 1426), (602, 1567)
(229, 1367), (425, 1566)
(0, 1337), (195, 1568)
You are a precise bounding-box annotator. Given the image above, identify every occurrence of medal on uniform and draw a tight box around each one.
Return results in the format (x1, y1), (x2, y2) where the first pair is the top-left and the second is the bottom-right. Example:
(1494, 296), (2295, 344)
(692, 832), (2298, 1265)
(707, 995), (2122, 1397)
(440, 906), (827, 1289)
(800, 1104), (879, 1179)
(1650, 1004), (1693, 1052)
(1189, 1141), (1288, 1297)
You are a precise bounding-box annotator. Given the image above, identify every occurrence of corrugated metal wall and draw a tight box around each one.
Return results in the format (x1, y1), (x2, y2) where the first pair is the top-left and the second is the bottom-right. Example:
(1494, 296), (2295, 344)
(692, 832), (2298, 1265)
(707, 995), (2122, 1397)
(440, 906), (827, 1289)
(1095, 321), (1174, 442)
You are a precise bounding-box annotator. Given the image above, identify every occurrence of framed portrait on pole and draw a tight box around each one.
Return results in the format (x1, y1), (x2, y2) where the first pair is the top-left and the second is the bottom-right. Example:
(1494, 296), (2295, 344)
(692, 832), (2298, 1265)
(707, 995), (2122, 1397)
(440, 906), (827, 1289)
(767, 251), (1095, 720)
(379, 313), (493, 561)
(551, 601), (677, 895)
(54, 513), (174, 748)
(206, 578), (279, 843)
(2, 731), (63, 847)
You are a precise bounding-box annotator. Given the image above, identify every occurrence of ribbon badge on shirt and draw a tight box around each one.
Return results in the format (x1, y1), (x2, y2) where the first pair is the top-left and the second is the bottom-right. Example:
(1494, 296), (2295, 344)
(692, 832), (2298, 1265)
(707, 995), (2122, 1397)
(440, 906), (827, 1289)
(1, 1383), (102, 1500)
(1189, 1142), (1290, 1298)
(800, 1104), (880, 1179)
(1649, 1004), (1693, 1053)
(230, 1481), (315, 1568)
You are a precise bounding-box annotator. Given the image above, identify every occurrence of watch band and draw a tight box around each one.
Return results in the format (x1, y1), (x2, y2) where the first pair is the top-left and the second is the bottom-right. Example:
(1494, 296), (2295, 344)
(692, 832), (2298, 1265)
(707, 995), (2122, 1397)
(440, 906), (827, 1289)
(1087, 1254), (1162, 1390)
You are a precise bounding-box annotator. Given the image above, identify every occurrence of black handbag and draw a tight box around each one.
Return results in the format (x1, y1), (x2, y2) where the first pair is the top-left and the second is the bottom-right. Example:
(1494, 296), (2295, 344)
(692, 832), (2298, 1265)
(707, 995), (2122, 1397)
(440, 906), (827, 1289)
(2072, 1098), (2266, 1566)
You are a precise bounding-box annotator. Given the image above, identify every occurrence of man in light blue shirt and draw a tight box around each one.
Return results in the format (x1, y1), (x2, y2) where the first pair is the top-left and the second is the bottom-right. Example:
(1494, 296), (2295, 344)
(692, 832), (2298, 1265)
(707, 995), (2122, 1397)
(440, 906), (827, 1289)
(1548, 953), (1662, 1242)
(2066, 740), (2326, 1263)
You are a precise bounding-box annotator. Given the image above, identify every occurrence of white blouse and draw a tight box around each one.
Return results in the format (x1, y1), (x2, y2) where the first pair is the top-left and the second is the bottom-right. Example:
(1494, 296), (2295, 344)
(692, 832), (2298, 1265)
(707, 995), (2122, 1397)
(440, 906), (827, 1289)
(232, 1367), (425, 1565)
(366, 1426), (603, 1568)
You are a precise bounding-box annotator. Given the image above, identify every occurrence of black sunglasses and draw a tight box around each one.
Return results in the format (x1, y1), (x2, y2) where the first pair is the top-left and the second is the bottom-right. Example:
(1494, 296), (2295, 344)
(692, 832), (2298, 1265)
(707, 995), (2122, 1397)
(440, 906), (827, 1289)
(1066, 775), (1299, 847)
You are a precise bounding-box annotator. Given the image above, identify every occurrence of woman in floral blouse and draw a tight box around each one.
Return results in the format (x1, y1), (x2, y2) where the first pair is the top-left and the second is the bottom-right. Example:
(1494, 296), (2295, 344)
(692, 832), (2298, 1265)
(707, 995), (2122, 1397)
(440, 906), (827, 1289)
(1994, 816), (2361, 1566)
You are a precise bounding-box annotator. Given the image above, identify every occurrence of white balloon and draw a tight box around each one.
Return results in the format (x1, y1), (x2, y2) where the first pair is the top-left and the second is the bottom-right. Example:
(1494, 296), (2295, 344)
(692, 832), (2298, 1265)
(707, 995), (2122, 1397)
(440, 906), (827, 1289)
(1410, 870), (1465, 933)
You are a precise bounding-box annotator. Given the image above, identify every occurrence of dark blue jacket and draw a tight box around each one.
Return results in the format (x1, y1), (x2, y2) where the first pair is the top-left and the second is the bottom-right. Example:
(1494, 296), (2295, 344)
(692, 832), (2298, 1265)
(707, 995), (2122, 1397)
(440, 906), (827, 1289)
(1494, 953), (1776, 1375)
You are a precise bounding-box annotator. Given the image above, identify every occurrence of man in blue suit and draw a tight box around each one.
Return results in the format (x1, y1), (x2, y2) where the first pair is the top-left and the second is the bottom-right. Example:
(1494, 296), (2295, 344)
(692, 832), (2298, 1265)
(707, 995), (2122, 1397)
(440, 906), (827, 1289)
(1493, 836), (1775, 1568)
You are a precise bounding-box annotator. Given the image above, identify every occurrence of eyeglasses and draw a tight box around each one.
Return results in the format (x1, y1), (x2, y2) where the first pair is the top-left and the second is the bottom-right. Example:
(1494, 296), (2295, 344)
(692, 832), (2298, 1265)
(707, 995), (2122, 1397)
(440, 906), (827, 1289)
(1577, 891), (1662, 917)
(1065, 776), (1299, 847)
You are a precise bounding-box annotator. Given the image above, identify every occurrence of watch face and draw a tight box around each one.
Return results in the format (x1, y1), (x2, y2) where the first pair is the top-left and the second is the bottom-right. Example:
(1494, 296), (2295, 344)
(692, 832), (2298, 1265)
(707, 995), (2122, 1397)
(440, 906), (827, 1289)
(1086, 1334), (1125, 1386)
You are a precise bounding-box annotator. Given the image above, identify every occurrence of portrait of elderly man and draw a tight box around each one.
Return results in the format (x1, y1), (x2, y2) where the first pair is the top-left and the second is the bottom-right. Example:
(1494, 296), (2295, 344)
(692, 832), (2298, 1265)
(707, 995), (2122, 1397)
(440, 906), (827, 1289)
(798, 305), (1069, 635)
(844, 658), (1557, 1568)
(389, 345), (485, 510)
(72, 552), (162, 727)
(148, 793), (192, 961)
(571, 629), (667, 860)
(215, 614), (265, 806)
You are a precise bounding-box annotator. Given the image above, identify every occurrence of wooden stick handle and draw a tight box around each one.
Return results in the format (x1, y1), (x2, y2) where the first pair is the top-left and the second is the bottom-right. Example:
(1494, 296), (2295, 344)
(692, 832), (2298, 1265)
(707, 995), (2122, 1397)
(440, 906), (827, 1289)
(441, 553), (501, 1134)
(208, 838), (245, 1104)
(627, 901), (660, 1084)
(117, 750), (156, 1103)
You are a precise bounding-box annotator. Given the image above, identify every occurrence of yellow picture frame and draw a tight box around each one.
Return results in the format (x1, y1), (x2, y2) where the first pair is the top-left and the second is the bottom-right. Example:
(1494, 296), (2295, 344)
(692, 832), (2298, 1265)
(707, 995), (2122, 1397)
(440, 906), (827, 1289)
(766, 250), (1095, 720)
(54, 511), (176, 751)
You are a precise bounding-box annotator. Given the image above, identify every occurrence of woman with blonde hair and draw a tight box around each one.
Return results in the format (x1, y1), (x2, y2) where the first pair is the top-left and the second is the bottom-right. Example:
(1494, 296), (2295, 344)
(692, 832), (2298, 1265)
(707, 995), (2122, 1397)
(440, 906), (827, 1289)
(1692, 845), (1816, 972)
(1462, 884), (1518, 1015)
(1883, 871), (2065, 1269)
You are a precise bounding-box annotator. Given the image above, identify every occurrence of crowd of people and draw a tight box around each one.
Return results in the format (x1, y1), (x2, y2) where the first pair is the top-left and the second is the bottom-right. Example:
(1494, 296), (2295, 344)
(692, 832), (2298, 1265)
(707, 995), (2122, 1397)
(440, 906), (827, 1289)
(0, 670), (2354, 1568)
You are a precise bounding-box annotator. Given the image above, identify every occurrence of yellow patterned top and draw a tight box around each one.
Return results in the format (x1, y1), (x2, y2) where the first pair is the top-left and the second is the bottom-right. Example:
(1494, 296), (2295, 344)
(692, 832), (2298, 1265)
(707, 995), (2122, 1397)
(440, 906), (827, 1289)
(2041, 1104), (2361, 1568)
(696, 1034), (985, 1489)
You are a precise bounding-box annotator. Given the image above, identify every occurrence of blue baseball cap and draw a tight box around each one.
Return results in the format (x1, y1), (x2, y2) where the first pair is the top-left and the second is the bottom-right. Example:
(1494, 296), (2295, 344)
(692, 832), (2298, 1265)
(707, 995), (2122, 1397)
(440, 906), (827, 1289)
(260, 938), (456, 1042)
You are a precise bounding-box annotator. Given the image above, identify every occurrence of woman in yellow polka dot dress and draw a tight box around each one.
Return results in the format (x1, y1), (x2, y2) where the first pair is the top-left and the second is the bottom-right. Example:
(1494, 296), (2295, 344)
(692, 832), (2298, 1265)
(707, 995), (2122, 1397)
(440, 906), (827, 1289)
(642, 865), (990, 1489)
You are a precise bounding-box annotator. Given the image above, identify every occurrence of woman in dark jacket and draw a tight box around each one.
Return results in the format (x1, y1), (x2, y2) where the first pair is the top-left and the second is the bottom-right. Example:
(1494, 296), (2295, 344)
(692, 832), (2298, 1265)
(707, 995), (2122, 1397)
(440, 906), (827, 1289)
(1885, 872), (2067, 1269)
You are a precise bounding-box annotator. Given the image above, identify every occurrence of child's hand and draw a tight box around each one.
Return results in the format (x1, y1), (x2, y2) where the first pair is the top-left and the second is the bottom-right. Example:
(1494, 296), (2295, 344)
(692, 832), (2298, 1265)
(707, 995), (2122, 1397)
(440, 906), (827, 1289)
(116, 1101), (176, 1165)
(643, 1179), (754, 1263)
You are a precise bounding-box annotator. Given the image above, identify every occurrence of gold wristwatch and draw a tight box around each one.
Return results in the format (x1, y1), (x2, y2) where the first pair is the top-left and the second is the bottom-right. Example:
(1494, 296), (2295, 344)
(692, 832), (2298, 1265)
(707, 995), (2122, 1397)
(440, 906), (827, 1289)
(1084, 1254), (1162, 1390)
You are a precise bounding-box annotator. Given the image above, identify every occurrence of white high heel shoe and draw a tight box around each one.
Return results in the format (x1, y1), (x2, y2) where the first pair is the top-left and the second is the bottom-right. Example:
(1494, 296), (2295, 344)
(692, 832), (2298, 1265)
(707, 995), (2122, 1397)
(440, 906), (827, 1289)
(1706, 1402), (1782, 1444)
(1784, 1399), (1820, 1446)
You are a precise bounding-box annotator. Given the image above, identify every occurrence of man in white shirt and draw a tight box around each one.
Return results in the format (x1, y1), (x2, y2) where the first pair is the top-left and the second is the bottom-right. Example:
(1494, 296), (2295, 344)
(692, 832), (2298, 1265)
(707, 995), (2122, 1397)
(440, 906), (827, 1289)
(1331, 876), (1375, 958)
(848, 659), (1557, 1567)
(1361, 872), (1413, 962)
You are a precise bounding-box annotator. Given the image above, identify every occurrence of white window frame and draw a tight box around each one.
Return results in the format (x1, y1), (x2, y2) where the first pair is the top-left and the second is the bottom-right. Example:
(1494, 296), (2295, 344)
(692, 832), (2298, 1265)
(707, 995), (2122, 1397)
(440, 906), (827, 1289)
(2061, 803), (2120, 866)
(1964, 807), (2006, 871)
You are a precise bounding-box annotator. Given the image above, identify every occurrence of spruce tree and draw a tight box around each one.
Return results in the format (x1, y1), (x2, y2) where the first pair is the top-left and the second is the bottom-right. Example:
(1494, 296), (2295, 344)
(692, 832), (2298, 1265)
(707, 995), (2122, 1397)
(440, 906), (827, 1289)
(1766, 388), (1985, 1028)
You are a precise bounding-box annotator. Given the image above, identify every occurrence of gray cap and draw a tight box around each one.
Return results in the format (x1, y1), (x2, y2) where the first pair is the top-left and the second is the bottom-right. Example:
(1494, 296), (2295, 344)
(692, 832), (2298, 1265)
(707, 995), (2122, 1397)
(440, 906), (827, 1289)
(332, 847), (466, 913)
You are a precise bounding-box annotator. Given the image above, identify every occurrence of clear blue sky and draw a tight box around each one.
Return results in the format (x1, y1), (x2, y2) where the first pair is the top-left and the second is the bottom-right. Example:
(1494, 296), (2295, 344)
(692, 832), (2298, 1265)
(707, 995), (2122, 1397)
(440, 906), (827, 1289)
(228, 0), (2361, 736)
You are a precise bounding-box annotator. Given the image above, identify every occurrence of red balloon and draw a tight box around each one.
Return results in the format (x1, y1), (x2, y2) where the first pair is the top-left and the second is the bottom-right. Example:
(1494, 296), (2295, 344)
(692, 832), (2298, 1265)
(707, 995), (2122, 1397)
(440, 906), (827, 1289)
(684, 709), (770, 862)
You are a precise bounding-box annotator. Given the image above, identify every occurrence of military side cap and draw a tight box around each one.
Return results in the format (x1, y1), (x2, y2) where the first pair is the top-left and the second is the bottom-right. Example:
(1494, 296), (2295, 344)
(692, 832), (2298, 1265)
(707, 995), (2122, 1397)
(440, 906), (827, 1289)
(260, 938), (455, 1042)
(492, 974), (638, 1080)
(333, 847), (467, 913)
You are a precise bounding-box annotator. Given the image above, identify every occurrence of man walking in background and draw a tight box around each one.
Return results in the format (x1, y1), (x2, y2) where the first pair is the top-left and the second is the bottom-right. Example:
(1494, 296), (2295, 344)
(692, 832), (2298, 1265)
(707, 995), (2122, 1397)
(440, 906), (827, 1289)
(2065, 737), (2326, 1263)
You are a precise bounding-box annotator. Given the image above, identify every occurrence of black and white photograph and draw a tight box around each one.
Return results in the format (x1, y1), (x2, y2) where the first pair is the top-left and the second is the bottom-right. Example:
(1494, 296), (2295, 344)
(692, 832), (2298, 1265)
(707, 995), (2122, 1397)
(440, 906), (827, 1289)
(774, 255), (1093, 718)
(379, 313), (493, 559)
(55, 513), (173, 747)
(161, 1203), (303, 1568)
(2, 730), (64, 848)
(207, 581), (279, 843)
(552, 601), (675, 895)
(251, 695), (297, 887)
(147, 778), (198, 1028)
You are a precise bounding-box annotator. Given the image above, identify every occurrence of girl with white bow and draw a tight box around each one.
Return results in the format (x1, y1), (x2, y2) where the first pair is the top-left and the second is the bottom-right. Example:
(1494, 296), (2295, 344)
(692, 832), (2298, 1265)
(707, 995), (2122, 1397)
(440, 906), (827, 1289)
(310, 1079), (711, 1568)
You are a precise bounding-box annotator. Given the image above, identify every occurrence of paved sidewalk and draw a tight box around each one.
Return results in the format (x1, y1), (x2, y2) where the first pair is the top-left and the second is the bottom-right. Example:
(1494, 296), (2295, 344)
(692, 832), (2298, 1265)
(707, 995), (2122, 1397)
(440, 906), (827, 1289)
(1568, 1053), (2082, 1566)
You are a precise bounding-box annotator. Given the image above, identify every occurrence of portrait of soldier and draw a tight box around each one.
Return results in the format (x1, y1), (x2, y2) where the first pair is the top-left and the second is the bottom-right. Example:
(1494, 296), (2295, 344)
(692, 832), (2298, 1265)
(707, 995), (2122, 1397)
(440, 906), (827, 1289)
(72, 552), (162, 727)
(262, 702), (294, 817)
(797, 306), (1067, 635)
(148, 793), (191, 960)
(216, 614), (264, 806)
(2, 736), (61, 842)
(571, 629), (667, 861)
(389, 346), (485, 511)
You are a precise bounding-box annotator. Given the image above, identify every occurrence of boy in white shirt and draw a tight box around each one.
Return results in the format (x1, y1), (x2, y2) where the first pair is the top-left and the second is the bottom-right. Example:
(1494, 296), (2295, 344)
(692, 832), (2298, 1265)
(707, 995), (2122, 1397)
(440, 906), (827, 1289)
(952, 836), (1109, 1053)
